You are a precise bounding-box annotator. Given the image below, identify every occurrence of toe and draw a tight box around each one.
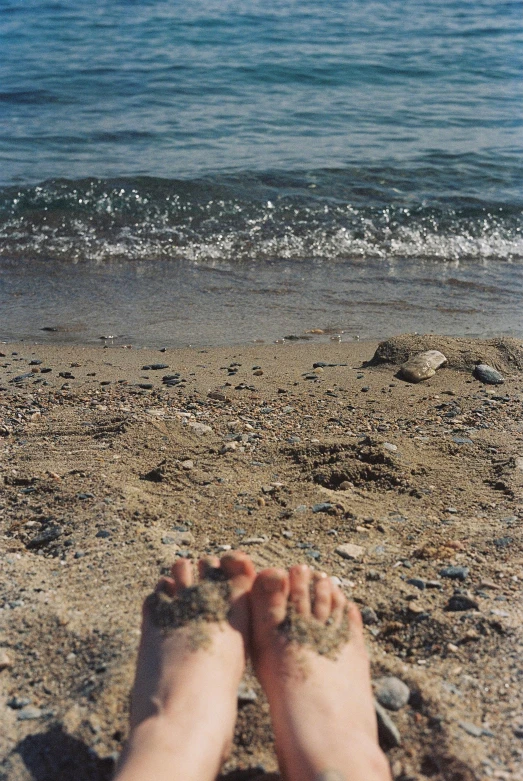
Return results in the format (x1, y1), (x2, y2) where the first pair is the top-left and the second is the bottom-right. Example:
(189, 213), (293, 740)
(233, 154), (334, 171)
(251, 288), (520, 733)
(220, 551), (256, 600)
(154, 576), (177, 597)
(171, 558), (193, 588)
(311, 572), (332, 622)
(251, 568), (290, 638)
(289, 564), (311, 618)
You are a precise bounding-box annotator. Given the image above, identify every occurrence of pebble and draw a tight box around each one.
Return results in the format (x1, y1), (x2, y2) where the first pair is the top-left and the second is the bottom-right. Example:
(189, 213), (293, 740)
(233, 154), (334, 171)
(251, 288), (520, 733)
(208, 390), (230, 402)
(335, 543), (365, 561)
(439, 566), (469, 581)
(374, 700), (401, 748)
(26, 525), (63, 549)
(220, 442), (237, 454)
(242, 537), (267, 545)
(459, 721), (493, 738)
(446, 595), (479, 612)
(374, 676), (410, 711)
(8, 696), (30, 709)
(399, 350), (447, 383)
(237, 682), (258, 703)
(473, 364), (504, 384)
(17, 706), (43, 721)
(95, 530), (111, 539)
(0, 650), (13, 670)
(383, 442), (397, 452)
(188, 422), (213, 435)
(312, 502), (334, 513)
(361, 606), (379, 625)
(407, 577), (426, 590)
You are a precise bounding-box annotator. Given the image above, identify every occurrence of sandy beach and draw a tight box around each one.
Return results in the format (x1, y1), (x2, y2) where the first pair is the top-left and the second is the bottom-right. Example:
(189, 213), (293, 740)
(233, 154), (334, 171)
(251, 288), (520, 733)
(1, 334), (522, 781)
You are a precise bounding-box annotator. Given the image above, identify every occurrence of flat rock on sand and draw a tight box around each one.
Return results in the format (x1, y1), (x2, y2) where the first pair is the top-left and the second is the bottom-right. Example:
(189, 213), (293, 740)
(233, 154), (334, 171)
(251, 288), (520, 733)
(368, 334), (523, 373)
(399, 350), (447, 383)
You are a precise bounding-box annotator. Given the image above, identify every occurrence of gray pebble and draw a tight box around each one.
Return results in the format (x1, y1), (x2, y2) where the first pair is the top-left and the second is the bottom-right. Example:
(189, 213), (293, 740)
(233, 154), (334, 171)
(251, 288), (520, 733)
(361, 606), (379, 625)
(374, 700), (401, 748)
(473, 364), (504, 384)
(407, 578), (426, 590)
(459, 721), (493, 738)
(446, 595), (479, 612)
(237, 682), (258, 703)
(312, 502), (333, 513)
(17, 706), (43, 721)
(8, 697), (31, 709)
(374, 677), (410, 711)
(439, 566), (469, 581)
(95, 530), (111, 539)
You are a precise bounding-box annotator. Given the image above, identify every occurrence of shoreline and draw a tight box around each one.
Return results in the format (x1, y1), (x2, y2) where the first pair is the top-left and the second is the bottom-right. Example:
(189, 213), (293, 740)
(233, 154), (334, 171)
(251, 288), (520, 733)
(1, 334), (522, 780)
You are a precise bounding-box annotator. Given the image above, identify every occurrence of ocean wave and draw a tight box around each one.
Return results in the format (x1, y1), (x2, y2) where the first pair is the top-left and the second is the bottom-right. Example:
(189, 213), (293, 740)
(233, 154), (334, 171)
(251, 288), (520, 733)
(0, 171), (522, 264)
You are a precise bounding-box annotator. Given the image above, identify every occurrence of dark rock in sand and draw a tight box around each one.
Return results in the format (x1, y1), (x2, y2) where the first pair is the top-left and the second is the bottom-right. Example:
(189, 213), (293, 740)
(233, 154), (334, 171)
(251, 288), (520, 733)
(473, 364), (504, 384)
(375, 700), (401, 748)
(446, 595), (479, 612)
(26, 525), (63, 549)
(439, 566), (469, 581)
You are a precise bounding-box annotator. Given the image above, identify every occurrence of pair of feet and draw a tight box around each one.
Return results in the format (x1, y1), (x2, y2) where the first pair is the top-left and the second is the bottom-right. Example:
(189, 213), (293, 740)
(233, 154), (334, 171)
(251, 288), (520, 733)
(115, 552), (391, 781)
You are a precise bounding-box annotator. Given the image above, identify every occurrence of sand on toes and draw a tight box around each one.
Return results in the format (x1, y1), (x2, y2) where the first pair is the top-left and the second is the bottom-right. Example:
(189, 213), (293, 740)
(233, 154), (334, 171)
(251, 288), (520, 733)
(115, 551), (256, 781)
(250, 564), (392, 781)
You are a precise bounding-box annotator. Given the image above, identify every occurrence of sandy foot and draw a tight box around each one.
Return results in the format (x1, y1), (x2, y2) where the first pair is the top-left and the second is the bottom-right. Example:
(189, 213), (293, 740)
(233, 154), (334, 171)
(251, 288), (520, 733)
(115, 551), (256, 781)
(250, 564), (392, 781)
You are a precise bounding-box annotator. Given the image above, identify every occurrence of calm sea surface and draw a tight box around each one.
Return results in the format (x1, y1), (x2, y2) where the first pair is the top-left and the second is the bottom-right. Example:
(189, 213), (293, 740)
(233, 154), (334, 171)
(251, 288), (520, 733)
(1, 0), (522, 345)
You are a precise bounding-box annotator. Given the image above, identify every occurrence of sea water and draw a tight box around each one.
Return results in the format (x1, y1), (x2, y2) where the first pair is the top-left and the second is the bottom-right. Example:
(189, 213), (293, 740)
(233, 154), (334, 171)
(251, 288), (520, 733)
(1, 0), (522, 346)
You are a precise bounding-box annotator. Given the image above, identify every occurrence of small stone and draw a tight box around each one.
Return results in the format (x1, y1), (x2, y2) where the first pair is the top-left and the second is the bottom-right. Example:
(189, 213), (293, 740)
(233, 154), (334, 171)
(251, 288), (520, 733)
(473, 364), (504, 385)
(515, 456), (523, 471)
(383, 442), (397, 452)
(312, 502), (334, 513)
(407, 602), (428, 615)
(374, 677), (410, 711)
(407, 578), (426, 590)
(253, 369), (263, 376)
(242, 536), (267, 545)
(439, 566), (469, 581)
(74, 551), (85, 559)
(446, 595), (479, 612)
(188, 422), (213, 435)
(375, 700), (401, 748)
(338, 481), (353, 490)
(95, 530), (111, 539)
(220, 442), (237, 454)
(26, 525), (63, 549)
(336, 543), (365, 561)
(361, 607), (378, 625)
(8, 696), (30, 709)
(237, 682), (258, 703)
(459, 721), (485, 738)
(208, 390), (230, 402)
(17, 706), (43, 721)
(399, 350), (447, 383)
(0, 650), (13, 670)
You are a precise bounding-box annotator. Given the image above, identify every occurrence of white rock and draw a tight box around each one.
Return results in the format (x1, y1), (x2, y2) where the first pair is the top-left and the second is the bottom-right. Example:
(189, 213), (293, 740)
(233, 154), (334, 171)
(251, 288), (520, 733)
(188, 422), (213, 435)
(335, 543), (365, 561)
(399, 350), (447, 383)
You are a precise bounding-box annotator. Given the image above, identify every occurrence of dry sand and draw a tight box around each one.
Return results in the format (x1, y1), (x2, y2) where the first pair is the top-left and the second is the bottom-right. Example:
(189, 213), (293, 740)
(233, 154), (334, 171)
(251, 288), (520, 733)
(0, 334), (522, 781)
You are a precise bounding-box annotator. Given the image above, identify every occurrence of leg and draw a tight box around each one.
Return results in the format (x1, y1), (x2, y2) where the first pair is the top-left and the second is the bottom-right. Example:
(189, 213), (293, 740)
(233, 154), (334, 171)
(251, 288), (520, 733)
(115, 551), (256, 781)
(250, 565), (391, 781)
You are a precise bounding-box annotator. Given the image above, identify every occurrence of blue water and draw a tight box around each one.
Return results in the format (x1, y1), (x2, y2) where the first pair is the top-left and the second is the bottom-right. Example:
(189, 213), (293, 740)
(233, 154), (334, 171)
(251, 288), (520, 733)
(0, 0), (522, 344)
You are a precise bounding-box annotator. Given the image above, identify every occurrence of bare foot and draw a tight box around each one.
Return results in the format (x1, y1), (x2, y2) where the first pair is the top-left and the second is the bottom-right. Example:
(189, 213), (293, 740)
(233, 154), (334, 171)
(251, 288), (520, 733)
(115, 551), (256, 781)
(250, 565), (392, 781)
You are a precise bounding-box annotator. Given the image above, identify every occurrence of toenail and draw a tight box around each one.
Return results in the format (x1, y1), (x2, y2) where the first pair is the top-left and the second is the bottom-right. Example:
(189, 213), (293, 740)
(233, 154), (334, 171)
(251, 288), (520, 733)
(261, 574), (285, 593)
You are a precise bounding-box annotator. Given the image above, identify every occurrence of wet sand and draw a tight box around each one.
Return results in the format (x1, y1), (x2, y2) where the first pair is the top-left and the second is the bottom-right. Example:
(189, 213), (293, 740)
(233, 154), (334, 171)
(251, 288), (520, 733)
(0, 335), (522, 780)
